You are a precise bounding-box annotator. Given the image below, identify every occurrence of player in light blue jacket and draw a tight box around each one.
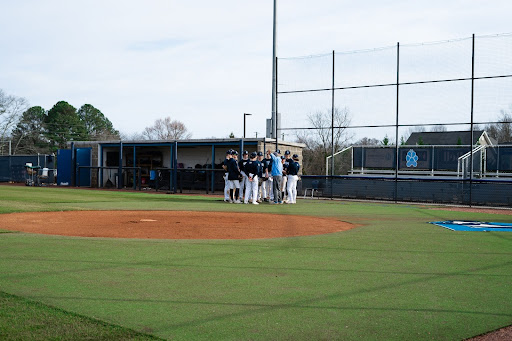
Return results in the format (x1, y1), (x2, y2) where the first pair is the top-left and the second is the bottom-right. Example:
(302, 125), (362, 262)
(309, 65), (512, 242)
(266, 149), (283, 204)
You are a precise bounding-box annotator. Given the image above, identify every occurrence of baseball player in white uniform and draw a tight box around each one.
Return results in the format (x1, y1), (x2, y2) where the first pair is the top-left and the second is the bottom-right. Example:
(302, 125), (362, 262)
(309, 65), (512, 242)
(286, 154), (300, 204)
(243, 152), (260, 204)
(222, 150), (232, 202)
(239, 151), (249, 202)
(257, 151), (266, 202)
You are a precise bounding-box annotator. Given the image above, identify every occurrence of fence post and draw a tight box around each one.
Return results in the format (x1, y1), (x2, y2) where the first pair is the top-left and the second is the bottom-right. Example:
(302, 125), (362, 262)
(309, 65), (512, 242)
(117, 141), (123, 189)
(351, 147), (354, 174)
(138, 167), (142, 190)
(171, 144), (174, 193)
(133, 147), (137, 190)
(174, 141), (178, 193)
(8, 155), (12, 182)
(431, 145), (435, 176)
(205, 168), (209, 194)
(361, 146), (365, 174)
(211, 145), (215, 193)
(275, 56), (279, 152)
(71, 142), (75, 187)
(497, 145), (500, 177)
(394, 42), (400, 203)
(331, 50), (335, 199)
(469, 33), (475, 206)
(271, 0), (277, 141)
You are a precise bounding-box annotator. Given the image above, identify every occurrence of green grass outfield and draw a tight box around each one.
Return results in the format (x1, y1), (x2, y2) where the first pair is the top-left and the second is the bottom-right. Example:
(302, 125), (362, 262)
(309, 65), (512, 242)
(0, 185), (511, 340)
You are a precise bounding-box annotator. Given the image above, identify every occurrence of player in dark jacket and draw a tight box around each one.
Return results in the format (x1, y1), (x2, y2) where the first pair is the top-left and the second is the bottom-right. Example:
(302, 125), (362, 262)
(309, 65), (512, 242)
(262, 154), (273, 201)
(227, 150), (242, 203)
(282, 150), (291, 202)
(222, 150), (232, 202)
(243, 152), (261, 204)
(286, 154), (301, 204)
(239, 151), (249, 201)
(257, 152), (266, 202)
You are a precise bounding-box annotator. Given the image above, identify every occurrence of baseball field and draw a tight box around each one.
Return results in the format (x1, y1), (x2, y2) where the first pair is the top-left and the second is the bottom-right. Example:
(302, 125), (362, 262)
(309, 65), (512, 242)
(0, 185), (511, 340)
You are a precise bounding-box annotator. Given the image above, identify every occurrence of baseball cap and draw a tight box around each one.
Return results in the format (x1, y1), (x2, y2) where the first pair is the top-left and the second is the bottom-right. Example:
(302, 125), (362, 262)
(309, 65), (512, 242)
(280, 156), (285, 159)
(226, 149), (232, 155)
(231, 150), (239, 155)
(250, 151), (257, 158)
(243, 150), (248, 155)
(257, 151), (263, 156)
(293, 154), (299, 160)
(275, 149), (281, 154)
(284, 150), (291, 155)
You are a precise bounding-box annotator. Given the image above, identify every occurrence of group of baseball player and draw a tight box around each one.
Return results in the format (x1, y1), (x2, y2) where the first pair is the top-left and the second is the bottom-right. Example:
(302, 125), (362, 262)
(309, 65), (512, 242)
(223, 148), (300, 205)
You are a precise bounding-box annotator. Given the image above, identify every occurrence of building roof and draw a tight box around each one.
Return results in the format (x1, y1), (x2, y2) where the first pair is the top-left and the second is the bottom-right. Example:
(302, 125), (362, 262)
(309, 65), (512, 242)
(69, 138), (306, 148)
(405, 131), (487, 146)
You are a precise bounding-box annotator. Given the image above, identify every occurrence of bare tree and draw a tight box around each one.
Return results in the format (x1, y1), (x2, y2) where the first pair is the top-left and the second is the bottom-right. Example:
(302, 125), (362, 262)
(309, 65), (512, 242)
(485, 109), (512, 143)
(120, 131), (145, 140)
(430, 125), (447, 132)
(295, 107), (352, 175)
(142, 117), (192, 140)
(400, 126), (426, 144)
(0, 89), (28, 153)
(302, 107), (352, 151)
(355, 137), (380, 146)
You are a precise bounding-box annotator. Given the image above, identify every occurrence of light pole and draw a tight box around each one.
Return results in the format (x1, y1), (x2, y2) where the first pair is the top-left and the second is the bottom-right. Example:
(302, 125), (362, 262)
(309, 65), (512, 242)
(243, 113), (252, 138)
(271, 0), (277, 139)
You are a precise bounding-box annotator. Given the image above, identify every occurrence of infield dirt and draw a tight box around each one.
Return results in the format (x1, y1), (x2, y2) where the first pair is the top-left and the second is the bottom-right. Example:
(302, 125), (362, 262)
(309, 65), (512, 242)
(1, 210), (356, 239)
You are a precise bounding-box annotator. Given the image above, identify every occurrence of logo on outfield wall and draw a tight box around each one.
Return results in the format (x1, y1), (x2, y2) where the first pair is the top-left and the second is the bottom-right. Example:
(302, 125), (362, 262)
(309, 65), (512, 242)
(406, 149), (418, 167)
(430, 221), (512, 232)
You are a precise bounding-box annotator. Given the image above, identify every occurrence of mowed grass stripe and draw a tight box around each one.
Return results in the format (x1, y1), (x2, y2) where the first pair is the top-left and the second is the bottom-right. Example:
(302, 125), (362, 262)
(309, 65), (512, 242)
(0, 291), (163, 340)
(1, 185), (512, 340)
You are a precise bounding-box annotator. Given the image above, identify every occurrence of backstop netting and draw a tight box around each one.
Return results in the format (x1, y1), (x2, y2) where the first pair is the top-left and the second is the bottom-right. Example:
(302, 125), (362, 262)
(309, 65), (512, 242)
(277, 33), (512, 206)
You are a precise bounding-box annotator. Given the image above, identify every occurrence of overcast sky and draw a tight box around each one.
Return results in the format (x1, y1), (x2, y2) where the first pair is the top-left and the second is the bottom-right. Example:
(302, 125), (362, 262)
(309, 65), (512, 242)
(1, 0), (511, 141)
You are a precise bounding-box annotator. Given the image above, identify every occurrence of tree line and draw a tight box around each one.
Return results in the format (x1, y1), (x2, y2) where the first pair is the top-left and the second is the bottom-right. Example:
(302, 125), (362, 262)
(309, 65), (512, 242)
(9, 101), (119, 155)
(0, 89), (121, 155)
(0, 89), (192, 155)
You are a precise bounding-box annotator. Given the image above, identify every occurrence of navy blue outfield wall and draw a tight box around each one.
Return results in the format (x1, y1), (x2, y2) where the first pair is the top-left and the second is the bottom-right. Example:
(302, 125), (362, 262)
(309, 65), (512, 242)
(352, 146), (512, 172)
(2, 154), (510, 206)
(0, 155), (54, 183)
(301, 175), (512, 207)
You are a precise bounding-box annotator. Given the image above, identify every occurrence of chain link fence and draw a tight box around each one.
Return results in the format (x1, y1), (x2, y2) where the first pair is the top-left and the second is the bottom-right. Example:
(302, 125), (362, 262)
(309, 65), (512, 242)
(277, 33), (512, 206)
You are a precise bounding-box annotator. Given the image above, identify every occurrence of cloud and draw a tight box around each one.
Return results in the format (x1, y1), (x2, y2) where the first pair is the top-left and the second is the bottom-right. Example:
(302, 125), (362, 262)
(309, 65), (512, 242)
(1, 0), (511, 140)
(127, 39), (188, 52)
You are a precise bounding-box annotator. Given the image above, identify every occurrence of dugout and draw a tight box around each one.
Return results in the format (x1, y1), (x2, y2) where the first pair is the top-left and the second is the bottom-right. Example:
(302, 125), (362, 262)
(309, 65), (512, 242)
(60, 138), (304, 192)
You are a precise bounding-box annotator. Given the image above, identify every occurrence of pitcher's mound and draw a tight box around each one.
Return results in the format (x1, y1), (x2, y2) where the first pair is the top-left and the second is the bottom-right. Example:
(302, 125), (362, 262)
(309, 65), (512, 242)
(2, 210), (356, 240)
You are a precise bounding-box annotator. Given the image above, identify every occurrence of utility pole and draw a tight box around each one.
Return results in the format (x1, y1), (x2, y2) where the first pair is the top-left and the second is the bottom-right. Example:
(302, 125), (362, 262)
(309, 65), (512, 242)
(243, 113), (252, 138)
(271, 0), (277, 139)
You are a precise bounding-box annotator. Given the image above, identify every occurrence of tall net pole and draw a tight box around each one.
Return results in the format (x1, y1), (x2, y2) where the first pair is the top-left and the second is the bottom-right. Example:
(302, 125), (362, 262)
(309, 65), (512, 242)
(469, 33), (475, 206)
(275, 56), (279, 151)
(394, 42), (400, 203)
(271, 0), (277, 141)
(331, 50), (335, 199)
